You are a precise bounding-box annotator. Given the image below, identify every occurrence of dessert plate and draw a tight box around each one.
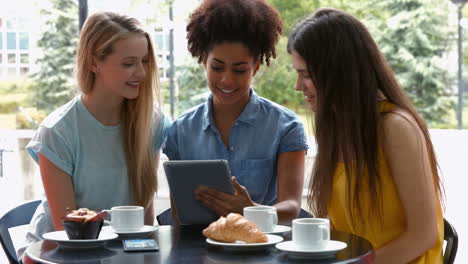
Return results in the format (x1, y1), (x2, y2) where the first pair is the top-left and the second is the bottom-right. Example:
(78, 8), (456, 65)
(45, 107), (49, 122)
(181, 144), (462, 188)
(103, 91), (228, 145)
(264, 225), (291, 235)
(206, 234), (283, 251)
(102, 225), (158, 238)
(275, 240), (347, 260)
(42, 230), (118, 249)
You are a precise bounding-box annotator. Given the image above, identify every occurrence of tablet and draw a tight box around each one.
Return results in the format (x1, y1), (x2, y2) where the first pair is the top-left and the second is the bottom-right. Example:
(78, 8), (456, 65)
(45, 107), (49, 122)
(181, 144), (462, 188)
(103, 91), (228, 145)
(163, 160), (234, 225)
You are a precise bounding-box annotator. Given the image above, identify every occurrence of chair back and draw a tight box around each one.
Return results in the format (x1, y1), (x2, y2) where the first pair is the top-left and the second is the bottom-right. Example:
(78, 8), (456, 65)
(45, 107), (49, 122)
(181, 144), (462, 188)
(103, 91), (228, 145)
(444, 218), (458, 264)
(297, 208), (312, 218)
(0, 200), (41, 264)
(157, 208), (173, 225)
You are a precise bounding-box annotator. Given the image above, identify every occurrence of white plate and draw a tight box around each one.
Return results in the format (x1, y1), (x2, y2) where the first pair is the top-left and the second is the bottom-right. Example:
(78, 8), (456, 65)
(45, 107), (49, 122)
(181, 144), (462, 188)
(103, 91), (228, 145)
(275, 240), (347, 260)
(206, 234), (283, 251)
(264, 225), (291, 235)
(42, 230), (118, 249)
(102, 225), (158, 238)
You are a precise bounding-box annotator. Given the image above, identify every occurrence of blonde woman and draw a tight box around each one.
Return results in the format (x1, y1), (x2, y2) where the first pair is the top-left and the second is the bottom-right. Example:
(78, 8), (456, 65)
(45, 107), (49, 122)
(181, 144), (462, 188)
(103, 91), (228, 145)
(18, 12), (169, 260)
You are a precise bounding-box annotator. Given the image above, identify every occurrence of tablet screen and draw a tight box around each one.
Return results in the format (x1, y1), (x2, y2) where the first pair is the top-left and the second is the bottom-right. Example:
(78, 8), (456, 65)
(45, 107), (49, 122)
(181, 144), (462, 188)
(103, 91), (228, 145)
(163, 160), (234, 224)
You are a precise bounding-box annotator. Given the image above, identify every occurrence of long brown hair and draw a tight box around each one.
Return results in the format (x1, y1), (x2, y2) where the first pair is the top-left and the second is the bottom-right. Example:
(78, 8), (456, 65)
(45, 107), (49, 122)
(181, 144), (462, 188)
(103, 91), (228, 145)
(76, 12), (161, 208)
(287, 8), (444, 221)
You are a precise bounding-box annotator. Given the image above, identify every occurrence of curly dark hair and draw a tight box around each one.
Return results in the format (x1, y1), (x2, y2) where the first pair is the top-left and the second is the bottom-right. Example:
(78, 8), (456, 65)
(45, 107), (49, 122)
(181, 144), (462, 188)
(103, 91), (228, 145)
(186, 0), (283, 66)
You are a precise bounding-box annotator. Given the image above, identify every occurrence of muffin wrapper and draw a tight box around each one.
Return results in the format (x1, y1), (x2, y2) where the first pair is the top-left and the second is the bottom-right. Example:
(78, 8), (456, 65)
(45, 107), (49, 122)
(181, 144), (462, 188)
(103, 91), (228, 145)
(63, 219), (104, 239)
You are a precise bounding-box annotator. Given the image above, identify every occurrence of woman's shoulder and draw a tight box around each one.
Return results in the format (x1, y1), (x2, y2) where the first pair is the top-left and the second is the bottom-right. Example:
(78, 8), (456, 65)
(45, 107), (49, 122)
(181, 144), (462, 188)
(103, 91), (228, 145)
(256, 95), (301, 120)
(380, 108), (426, 151)
(380, 107), (419, 133)
(173, 102), (207, 124)
(39, 97), (80, 131)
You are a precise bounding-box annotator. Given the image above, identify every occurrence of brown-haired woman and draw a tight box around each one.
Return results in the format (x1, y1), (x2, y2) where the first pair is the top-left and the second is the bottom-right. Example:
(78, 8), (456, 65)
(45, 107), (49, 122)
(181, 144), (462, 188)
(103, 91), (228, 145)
(288, 8), (443, 263)
(163, 0), (309, 224)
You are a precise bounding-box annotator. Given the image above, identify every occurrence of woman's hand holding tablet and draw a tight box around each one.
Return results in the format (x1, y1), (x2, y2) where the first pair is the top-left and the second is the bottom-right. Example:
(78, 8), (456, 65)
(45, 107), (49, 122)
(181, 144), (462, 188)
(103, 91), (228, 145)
(163, 160), (235, 225)
(194, 176), (256, 216)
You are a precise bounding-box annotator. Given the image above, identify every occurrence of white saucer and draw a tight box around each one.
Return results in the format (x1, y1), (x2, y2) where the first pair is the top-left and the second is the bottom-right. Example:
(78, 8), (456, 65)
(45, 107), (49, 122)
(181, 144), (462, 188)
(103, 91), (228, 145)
(275, 240), (347, 260)
(102, 225), (158, 238)
(206, 234), (283, 251)
(42, 230), (118, 248)
(264, 225), (291, 235)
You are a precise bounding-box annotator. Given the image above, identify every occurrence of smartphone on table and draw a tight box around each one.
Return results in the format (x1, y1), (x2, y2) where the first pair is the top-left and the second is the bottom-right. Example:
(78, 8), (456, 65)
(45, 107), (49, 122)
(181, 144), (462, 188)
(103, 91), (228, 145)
(122, 239), (159, 252)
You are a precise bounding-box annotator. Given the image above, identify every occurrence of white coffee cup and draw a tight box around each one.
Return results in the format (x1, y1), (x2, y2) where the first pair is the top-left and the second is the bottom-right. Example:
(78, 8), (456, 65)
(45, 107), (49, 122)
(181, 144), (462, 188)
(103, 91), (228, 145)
(243, 205), (278, 232)
(103, 206), (144, 232)
(292, 218), (330, 250)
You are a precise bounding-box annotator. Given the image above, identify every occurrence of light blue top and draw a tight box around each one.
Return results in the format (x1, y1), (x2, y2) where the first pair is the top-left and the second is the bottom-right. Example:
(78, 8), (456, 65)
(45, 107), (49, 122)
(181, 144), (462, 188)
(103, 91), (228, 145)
(163, 89), (308, 205)
(17, 96), (170, 258)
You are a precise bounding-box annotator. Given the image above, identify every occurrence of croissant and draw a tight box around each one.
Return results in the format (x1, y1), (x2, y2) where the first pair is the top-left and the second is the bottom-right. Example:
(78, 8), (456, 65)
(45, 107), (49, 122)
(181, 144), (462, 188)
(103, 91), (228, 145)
(203, 213), (268, 243)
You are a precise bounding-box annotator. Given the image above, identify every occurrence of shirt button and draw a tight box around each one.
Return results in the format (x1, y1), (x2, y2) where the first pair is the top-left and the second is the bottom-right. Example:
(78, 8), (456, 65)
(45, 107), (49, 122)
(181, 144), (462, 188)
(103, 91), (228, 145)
(230, 146), (234, 151)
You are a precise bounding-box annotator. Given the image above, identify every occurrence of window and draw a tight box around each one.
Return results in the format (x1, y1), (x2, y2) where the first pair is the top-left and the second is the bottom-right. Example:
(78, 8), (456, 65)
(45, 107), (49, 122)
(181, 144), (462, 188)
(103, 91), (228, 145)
(20, 53), (28, 64)
(159, 67), (165, 78)
(17, 18), (26, 31)
(155, 33), (164, 51)
(1, 17), (33, 78)
(7, 54), (15, 64)
(7, 67), (16, 75)
(7, 32), (16, 50)
(19, 32), (28, 50)
(166, 35), (170, 51)
(20, 67), (29, 75)
(6, 18), (16, 30)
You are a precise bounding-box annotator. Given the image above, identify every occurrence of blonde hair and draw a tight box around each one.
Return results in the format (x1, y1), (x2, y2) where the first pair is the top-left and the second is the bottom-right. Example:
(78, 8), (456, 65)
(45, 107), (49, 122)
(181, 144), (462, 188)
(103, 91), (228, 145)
(76, 12), (161, 208)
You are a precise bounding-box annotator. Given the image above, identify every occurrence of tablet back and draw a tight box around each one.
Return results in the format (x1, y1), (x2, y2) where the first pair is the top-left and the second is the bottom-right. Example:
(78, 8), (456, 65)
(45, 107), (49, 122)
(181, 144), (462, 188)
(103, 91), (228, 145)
(163, 160), (234, 225)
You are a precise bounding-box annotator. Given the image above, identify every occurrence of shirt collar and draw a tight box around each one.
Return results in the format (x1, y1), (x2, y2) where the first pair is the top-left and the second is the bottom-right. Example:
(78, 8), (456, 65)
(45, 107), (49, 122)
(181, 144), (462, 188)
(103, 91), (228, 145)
(202, 89), (259, 131)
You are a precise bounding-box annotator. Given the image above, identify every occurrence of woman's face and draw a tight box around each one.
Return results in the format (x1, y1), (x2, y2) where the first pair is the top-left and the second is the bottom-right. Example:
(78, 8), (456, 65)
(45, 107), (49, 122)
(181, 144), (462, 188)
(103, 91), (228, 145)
(93, 34), (149, 100)
(203, 42), (260, 108)
(291, 51), (317, 112)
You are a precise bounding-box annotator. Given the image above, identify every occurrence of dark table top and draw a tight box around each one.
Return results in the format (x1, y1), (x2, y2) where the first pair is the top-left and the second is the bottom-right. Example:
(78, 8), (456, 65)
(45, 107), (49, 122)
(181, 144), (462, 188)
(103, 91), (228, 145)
(26, 225), (374, 264)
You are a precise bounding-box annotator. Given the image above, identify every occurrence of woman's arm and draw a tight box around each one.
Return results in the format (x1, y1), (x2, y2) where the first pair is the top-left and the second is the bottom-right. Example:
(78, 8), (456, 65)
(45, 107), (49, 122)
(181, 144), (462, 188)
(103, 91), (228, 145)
(375, 113), (439, 263)
(144, 152), (162, 225)
(194, 150), (305, 223)
(274, 150), (305, 224)
(145, 198), (155, 225)
(38, 153), (77, 231)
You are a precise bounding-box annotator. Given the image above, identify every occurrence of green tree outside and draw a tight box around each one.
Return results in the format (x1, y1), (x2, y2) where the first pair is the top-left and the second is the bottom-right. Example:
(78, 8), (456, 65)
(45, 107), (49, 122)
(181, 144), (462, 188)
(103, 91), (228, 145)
(13, 0), (449, 127)
(31, 0), (79, 112)
(255, 0), (454, 127)
(369, 0), (454, 125)
(174, 58), (210, 116)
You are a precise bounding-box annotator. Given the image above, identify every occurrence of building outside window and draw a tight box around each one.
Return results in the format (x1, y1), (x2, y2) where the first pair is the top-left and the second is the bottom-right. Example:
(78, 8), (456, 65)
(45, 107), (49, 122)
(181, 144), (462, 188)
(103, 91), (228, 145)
(154, 28), (170, 80)
(0, 16), (32, 78)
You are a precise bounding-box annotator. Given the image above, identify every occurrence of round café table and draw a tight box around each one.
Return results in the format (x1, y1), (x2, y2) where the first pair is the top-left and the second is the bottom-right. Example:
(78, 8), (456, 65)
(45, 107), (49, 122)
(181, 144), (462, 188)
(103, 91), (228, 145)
(26, 225), (374, 264)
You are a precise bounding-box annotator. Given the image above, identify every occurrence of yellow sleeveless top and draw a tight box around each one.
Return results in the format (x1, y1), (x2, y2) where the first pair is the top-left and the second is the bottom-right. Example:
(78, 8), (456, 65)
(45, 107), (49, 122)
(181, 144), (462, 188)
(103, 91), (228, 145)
(328, 101), (443, 263)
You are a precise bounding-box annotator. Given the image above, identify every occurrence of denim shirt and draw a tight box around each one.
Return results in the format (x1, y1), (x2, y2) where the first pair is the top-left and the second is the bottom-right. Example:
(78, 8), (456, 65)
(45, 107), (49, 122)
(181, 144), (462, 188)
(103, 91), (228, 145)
(163, 89), (308, 205)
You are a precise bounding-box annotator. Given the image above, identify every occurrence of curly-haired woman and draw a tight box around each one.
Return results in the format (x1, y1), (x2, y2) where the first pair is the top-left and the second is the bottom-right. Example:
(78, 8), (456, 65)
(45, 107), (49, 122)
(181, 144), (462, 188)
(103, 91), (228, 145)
(162, 0), (308, 224)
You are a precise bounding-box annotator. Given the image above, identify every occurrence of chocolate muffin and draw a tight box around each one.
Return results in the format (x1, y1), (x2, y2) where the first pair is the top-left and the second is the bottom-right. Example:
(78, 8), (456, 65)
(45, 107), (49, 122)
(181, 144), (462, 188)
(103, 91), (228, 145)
(62, 208), (106, 239)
